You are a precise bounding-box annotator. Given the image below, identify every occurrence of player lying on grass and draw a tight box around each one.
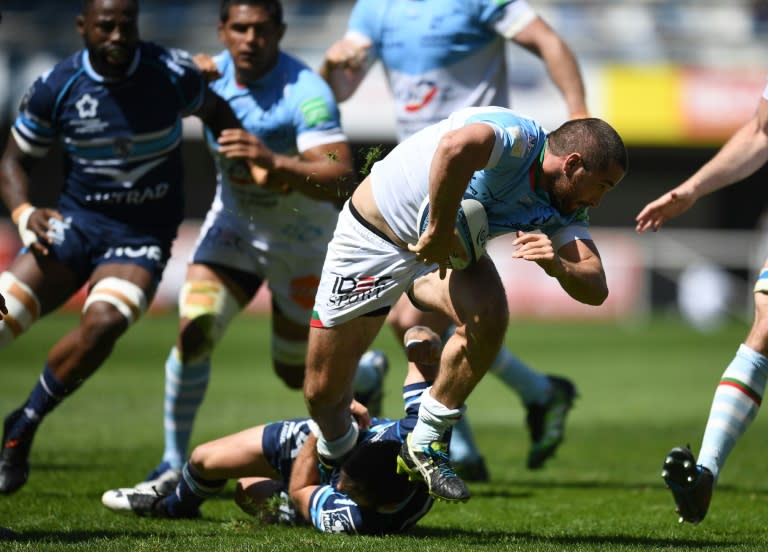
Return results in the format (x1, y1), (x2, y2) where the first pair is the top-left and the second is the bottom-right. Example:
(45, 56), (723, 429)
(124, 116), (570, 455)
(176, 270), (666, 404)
(101, 326), (440, 535)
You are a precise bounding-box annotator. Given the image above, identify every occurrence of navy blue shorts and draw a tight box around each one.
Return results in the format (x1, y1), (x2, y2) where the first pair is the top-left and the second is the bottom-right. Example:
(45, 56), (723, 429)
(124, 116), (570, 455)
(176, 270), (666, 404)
(42, 209), (175, 284)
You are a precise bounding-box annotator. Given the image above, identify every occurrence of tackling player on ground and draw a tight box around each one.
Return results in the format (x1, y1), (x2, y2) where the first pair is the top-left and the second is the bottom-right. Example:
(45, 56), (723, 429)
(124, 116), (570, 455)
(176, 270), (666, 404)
(102, 326), (441, 535)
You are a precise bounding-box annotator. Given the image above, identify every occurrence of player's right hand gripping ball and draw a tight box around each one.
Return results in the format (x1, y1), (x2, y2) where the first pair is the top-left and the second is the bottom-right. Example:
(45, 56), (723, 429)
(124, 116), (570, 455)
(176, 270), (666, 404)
(417, 197), (488, 269)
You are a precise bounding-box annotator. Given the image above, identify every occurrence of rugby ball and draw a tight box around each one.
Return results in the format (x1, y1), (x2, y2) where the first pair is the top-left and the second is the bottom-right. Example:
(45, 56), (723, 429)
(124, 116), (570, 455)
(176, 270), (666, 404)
(416, 196), (488, 270)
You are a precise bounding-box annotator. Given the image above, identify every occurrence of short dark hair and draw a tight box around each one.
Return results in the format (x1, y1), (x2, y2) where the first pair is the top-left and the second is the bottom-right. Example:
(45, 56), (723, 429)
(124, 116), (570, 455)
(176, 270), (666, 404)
(219, 0), (283, 25)
(82, 0), (139, 15)
(340, 440), (415, 508)
(548, 118), (629, 174)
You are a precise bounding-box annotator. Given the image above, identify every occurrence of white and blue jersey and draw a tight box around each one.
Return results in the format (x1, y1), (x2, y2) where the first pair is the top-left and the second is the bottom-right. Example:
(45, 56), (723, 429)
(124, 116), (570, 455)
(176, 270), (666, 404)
(10, 42), (208, 280)
(346, 0), (537, 140)
(189, 50), (348, 324)
(372, 106), (592, 250)
(261, 381), (434, 535)
(202, 49), (346, 214)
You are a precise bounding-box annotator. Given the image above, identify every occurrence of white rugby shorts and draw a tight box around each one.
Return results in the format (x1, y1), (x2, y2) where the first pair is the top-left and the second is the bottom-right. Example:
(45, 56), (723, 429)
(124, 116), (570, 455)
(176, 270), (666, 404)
(192, 198), (336, 325)
(312, 201), (436, 328)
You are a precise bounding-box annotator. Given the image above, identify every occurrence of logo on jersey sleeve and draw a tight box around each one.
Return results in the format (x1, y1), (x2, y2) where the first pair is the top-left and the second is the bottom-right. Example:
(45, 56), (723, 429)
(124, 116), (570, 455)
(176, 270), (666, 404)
(320, 506), (357, 534)
(300, 97), (331, 127)
(505, 126), (528, 158)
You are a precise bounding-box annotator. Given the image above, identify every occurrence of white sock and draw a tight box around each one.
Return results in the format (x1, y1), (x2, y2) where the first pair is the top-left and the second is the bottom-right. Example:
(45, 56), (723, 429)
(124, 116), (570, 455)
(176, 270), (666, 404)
(316, 419), (359, 460)
(410, 387), (466, 448)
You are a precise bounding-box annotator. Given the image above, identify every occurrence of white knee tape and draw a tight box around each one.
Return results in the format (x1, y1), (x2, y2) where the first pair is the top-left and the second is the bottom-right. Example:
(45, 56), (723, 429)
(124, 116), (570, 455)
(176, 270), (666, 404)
(178, 280), (241, 343)
(272, 334), (308, 366)
(83, 277), (147, 324)
(0, 272), (41, 343)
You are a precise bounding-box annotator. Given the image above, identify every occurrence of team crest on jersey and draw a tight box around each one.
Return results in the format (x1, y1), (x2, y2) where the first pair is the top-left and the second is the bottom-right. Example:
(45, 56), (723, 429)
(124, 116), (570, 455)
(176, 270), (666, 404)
(76, 93), (99, 118)
(320, 507), (357, 534)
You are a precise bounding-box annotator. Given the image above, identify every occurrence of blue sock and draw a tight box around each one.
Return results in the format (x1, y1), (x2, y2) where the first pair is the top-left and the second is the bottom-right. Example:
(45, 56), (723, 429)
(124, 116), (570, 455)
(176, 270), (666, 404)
(163, 462), (226, 517)
(449, 415), (482, 464)
(7, 365), (76, 442)
(490, 347), (551, 405)
(162, 348), (211, 469)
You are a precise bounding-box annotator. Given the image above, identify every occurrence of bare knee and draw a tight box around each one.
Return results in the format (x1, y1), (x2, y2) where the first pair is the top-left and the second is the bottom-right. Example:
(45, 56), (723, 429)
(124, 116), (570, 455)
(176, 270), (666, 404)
(80, 303), (129, 348)
(188, 443), (211, 475)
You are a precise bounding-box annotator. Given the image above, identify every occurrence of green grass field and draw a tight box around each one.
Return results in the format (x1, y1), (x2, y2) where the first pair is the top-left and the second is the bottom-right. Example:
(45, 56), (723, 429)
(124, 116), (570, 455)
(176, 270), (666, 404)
(1, 312), (767, 551)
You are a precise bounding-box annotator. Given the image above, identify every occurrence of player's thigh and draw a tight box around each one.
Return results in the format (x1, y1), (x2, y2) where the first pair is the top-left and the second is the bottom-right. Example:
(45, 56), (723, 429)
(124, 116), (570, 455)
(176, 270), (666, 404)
(185, 262), (260, 305)
(411, 256), (508, 327)
(190, 425), (278, 479)
(4, 250), (83, 314)
(305, 316), (386, 399)
(90, 262), (157, 299)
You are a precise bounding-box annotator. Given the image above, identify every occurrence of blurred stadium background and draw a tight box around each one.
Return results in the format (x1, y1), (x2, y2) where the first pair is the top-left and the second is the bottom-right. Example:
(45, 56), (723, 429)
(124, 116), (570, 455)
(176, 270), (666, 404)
(1, 0), (767, 329)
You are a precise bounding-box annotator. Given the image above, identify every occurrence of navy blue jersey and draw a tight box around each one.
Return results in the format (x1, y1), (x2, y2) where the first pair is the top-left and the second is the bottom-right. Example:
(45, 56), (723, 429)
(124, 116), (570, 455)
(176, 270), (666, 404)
(11, 42), (206, 238)
(261, 381), (434, 534)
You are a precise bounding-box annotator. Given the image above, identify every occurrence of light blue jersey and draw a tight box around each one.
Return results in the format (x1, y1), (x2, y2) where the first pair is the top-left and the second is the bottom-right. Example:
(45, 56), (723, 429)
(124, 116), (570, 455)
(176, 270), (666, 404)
(346, 0), (537, 140)
(371, 106), (590, 248)
(203, 50), (347, 212)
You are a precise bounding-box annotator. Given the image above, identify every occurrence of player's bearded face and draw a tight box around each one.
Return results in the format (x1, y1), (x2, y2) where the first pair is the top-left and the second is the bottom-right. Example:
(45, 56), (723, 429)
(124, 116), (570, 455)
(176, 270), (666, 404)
(551, 162), (622, 215)
(549, 172), (582, 215)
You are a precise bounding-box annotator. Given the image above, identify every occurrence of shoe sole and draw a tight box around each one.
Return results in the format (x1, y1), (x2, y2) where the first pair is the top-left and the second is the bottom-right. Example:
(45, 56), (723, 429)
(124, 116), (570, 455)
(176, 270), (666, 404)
(661, 447), (709, 524)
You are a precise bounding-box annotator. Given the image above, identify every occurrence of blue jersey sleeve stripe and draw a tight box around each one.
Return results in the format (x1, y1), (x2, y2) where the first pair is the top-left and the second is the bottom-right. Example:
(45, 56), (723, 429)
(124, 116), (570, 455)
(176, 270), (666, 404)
(11, 124), (52, 157)
(15, 114), (55, 140)
(63, 122), (182, 161)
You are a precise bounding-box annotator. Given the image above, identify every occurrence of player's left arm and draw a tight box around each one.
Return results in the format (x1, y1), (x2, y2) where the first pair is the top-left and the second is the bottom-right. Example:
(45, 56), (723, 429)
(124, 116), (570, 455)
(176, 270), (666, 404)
(513, 232), (607, 305)
(511, 17), (589, 119)
(288, 433), (321, 520)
